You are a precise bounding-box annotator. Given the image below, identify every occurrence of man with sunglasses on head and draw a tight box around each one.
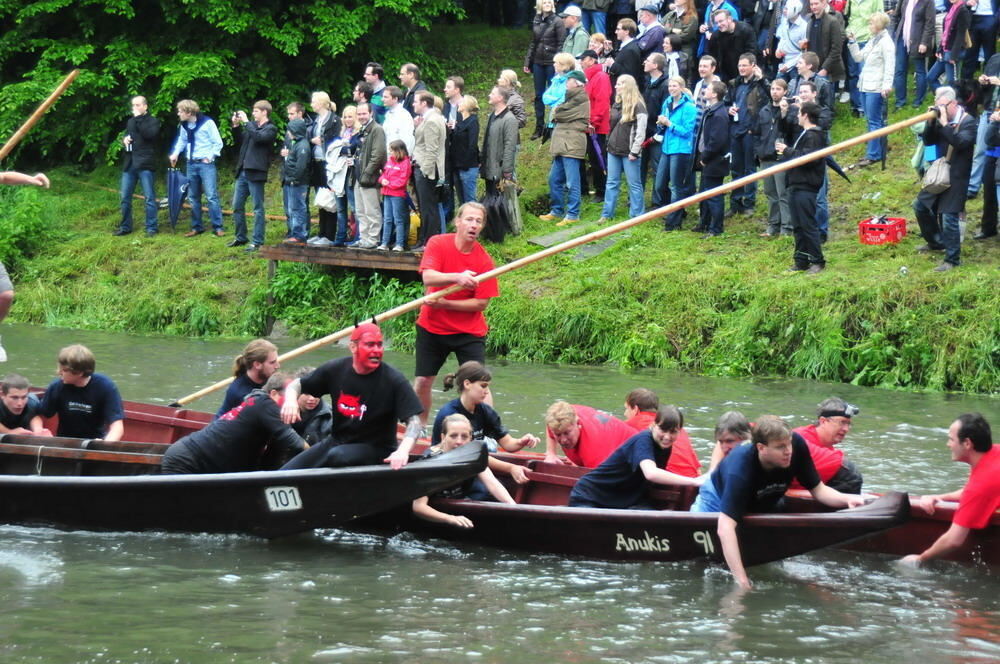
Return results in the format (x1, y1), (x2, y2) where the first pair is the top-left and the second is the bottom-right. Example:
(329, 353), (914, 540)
(793, 397), (864, 493)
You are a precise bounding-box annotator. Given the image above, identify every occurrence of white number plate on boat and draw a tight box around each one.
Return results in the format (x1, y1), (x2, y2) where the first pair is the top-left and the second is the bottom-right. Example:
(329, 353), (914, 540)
(264, 486), (302, 512)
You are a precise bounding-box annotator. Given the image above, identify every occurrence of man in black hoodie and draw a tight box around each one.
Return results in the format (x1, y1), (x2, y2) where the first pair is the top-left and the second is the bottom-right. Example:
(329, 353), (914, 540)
(115, 96), (160, 237)
(776, 101), (828, 274)
(694, 80), (730, 238)
(229, 100), (277, 252)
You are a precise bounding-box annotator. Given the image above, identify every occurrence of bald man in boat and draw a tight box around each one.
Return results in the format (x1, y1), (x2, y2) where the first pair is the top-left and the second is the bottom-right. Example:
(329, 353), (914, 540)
(544, 401), (637, 467)
(691, 415), (865, 589)
(792, 397), (864, 493)
(280, 323), (423, 470)
(623, 388), (702, 478)
(901, 413), (999, 567)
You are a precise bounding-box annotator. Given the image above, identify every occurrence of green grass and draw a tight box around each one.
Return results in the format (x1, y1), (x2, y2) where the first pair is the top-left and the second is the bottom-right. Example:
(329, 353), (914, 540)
(5, 23), (998, 395)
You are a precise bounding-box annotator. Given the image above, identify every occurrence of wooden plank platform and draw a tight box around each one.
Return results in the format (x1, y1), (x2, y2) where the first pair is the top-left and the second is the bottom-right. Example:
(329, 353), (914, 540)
(259, 244), (422, 273)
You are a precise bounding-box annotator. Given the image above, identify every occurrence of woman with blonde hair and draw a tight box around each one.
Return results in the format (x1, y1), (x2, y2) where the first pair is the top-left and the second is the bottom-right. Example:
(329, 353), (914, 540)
(451, 95), (482, 205)
(541, 52), (578, 137)
(847, 12), (896, 167)
(325, 105), (361, 246)
(497, 69), (528, 128)
(307, 91), (341, 244)
(654, 76), (697, 230)
(598, 74), (647, 223)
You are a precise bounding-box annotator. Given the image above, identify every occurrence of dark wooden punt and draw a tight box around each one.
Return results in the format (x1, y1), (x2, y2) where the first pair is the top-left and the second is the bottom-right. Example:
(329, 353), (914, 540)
(355, 459), (910, 566)
(0, 432), (487, 538)
(49, 398), (998, 564)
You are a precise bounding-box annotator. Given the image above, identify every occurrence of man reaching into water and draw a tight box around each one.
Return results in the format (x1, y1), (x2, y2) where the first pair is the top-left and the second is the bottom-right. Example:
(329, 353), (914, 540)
(901, 413), (998, 566)
(692, 415), (865, 589)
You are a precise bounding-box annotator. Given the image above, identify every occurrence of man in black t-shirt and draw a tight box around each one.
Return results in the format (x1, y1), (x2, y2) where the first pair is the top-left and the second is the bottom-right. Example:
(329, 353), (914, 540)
(280, 323), (423, 470)
(161, 372), (306, 474)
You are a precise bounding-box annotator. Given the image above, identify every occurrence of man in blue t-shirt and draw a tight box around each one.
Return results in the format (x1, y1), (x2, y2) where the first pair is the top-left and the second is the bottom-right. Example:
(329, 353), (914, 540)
(39, 345), (125, 441)
(569, 405), (704, 509)
(692, 415), (865, 589)
(0, 373), (51, 436)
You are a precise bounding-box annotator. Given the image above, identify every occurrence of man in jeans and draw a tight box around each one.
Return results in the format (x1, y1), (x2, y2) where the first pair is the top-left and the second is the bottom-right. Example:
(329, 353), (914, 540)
(913, 86), (976, 271)
(169, 99), (224, 237)
(229, 101), (277, 252)
(115, 95), (160, 237)
(352, 102), (387, 249)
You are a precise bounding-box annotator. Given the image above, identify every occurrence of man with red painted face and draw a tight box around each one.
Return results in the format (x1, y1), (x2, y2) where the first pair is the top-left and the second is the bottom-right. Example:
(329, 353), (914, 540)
(412, 202), (499, 425)
(280, 323), (423, 470)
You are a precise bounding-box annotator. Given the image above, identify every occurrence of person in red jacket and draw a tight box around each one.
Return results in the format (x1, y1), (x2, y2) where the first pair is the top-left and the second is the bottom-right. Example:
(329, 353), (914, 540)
(622, 388), (702, 477)
(902, 413), (998, 566)
(581, 49), (612, 203)
(377, 140), (413, 251)
(792, 397), (864, 493)
(545, 401), (636, 467)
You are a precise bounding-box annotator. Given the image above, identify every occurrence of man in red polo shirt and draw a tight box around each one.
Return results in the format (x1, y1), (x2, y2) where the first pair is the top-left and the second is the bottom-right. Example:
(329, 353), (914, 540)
(902, 413), (998, 566)
(544, 401), (637, 467)
(623, 388), (702, 477)
(793, 397), (863, 493)
(413, 202), (499, 424)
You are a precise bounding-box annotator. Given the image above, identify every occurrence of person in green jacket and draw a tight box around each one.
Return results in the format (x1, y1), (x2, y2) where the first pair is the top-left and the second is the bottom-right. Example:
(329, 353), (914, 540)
(562, 5), (591, 57)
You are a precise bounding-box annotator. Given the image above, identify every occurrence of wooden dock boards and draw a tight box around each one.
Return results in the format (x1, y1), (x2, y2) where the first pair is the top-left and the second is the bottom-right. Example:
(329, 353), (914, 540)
(528, 221), (629, 261)
(259, 244), (421, 274)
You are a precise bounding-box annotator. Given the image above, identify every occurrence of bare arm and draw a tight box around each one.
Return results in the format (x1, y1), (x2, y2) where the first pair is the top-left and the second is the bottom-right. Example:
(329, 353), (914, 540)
(497, 432), (540, 452)
(639, 459), (702, 487)
(544, 432), (571, 465)
(901, 522), (971, 566)
(0, 171), (49, 188)
(103, 419), (124, 442)
(280, 378), (303, 424)
(810, 482), (866, 509)
(425, 297), (489, 313)
(412, 496), (473, 528)
(718, 513), (752, 589)
(478, 468), (516, 503)
(422, 268), (479, 290)
(919, 489), (963, 514)
(708, 441), (725, 471)
(385, 415), (422, 470)
(488, 455), (529, 484)
(29, 415), (52, 437)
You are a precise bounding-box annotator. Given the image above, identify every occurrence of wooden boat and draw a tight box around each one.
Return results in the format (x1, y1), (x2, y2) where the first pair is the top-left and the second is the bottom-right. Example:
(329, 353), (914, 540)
(0, 432), (487, 538)
(61, 398), (998, 564)
(355, 459), (911, 566)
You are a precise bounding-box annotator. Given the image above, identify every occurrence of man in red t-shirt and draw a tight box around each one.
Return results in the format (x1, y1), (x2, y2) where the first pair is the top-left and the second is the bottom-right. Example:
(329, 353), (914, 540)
(902, 413), (998, 566)
(413, 202), (499, 423)
(623, 388), (702, 477)
(792, 397), (863, 493)
(544, 401), (636, 467)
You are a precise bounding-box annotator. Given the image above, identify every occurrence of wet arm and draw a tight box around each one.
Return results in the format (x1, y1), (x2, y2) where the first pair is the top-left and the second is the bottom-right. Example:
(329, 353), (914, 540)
(718, 513), (751, 589)
(412, 496), (473, 528)
(902, 522), (970, 565)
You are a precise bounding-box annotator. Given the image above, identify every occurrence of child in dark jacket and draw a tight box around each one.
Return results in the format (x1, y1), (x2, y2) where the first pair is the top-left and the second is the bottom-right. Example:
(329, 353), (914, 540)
(378, 140), (413, 251)
(282, 118), (312, 243)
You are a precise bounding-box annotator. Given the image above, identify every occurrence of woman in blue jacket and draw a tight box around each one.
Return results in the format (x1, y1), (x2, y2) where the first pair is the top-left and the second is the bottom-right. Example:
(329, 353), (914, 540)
(654, 77), (697, 230)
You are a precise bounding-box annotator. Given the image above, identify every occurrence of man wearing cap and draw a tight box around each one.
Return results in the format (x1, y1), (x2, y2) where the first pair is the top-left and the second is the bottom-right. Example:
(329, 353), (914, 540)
(792, 397), (864, 492)
(902, 413), (998, 567)
(636, 5), (667, 58)
(562, 5), (591, 58)
(413, 202), (500, 425)
(280, 323), (423, 470)
(543, 70), (591, 226)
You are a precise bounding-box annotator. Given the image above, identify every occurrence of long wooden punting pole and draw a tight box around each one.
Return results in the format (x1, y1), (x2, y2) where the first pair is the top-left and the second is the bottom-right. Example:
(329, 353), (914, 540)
(0, 69), (81, 162)
(172, 110), (935, 407)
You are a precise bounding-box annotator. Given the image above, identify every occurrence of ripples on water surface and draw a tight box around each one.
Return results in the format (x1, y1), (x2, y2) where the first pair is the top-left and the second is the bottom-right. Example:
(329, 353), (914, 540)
(0, 324), (997, 662)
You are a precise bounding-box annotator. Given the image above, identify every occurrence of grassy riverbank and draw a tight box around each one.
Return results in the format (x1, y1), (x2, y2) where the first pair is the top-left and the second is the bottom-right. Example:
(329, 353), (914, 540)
(5, 24), (998, 394)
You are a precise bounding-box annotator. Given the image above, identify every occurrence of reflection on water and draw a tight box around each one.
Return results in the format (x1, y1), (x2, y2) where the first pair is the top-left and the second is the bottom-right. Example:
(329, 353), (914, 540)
(0, 323), (997, 662)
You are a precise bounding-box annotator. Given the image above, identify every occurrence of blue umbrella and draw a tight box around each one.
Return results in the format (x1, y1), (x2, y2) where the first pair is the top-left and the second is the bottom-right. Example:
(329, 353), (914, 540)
(167, 168), (189, 230)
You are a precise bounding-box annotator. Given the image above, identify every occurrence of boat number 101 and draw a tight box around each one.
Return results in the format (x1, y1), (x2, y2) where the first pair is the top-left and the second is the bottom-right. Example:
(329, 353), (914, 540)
(265, 486), (303, 512)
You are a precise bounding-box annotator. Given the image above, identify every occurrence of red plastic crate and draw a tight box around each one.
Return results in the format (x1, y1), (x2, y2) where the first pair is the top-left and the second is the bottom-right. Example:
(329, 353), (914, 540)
(858, 217), (907, 245)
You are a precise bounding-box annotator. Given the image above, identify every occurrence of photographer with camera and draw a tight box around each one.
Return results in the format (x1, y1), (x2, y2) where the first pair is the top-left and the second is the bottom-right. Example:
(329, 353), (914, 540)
(913, 86), (976, 272)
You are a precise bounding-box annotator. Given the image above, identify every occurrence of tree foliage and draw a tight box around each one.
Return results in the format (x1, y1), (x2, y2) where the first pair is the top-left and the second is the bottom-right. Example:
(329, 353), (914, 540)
(0, 0), (462, 165)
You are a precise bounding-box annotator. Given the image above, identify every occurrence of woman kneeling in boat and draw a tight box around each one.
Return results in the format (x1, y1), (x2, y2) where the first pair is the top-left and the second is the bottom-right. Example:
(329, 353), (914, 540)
(432, 361), (540, 487)
(568, 406), (704, 509)
(413, 414), (516, 528)
(161, 372), (307, 474)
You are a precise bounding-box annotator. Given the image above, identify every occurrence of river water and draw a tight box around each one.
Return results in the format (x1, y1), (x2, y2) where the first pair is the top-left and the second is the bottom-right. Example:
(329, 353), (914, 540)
(0, 323), (997, 663)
